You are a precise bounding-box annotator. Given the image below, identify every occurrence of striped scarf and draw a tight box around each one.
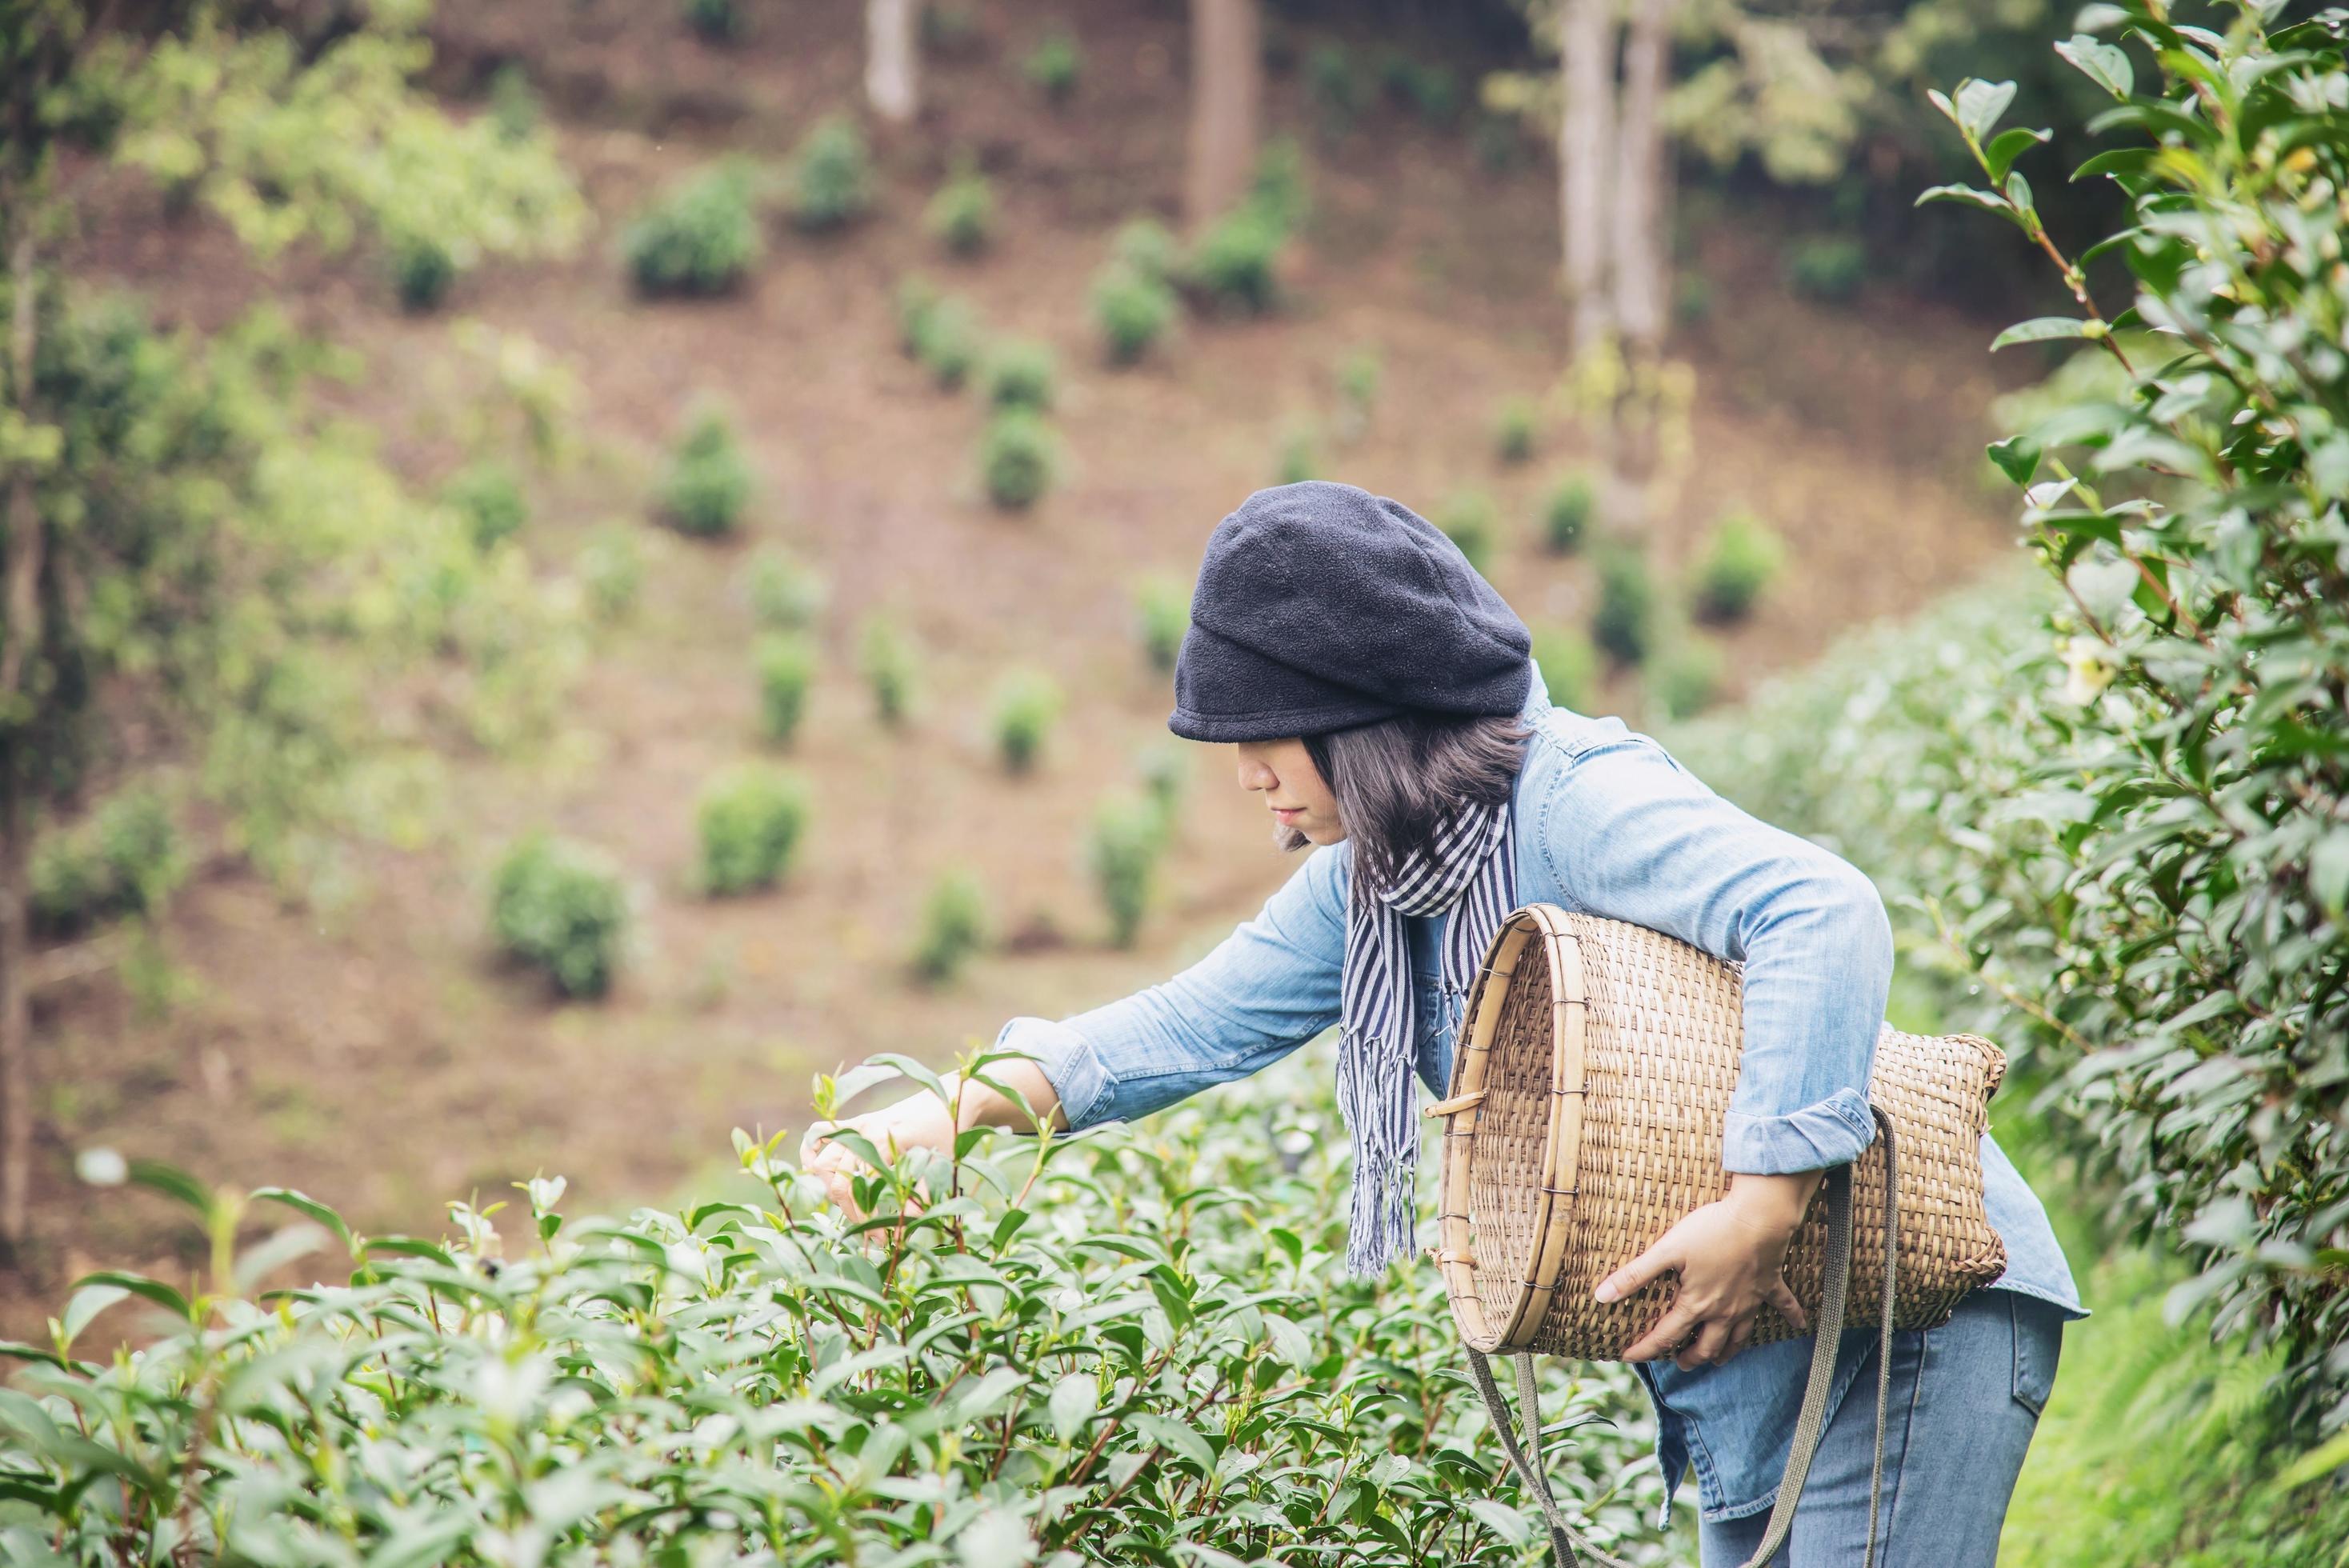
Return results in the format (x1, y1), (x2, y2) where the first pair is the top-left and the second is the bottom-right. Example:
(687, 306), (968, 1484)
(1336, 793), (1518, 1276)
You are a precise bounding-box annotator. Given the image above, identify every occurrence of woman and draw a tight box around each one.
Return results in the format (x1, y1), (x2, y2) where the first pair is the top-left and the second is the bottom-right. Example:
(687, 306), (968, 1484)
(807, 481), (2087, 1566)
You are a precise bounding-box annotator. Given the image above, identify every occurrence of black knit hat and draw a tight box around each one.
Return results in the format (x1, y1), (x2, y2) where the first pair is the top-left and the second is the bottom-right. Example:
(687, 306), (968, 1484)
(1167, 481), (1534, 743)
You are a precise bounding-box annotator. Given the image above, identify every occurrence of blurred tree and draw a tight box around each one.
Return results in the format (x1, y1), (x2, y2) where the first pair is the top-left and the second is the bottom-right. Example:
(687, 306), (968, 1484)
(866, 0), (919, 123)
(0, 0), (581, 1254)
(1186, 0), (1263, 231)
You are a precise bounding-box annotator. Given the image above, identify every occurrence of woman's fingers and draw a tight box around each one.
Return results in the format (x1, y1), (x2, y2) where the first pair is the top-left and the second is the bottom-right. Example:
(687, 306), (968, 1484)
(1622, 1301), (1701, 1362)
(1767, 1275), (1808, 1335)
(1677, 1313), (1739, 1371)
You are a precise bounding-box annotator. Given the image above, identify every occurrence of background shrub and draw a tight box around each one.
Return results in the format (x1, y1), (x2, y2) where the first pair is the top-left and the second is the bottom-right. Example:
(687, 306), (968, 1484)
(1784, 235), (1867, 302)
(745, 545), (828, 630)
(1529, 622), (1601, 714)
(1591, 542), (1655, 665)
(1690, 509), (1787, 623)
(755, 632), (816, 746)
(624, 162), (762, 297)
(1135, 739), (1187, 826)
(925, 168), (994, 258)
(574, 521), (644, 624)
(1305, 42), (1370, 137)
(978, 338), (1056, 413)
(1090, 263), (1175, 365)
(1331, 343), (1380, 442)
(977, 408), (1059, 510)
(682, 0), (742, 44)
(30, 787), (185, 939)
(695, 762), (810, 896)
(911, 294), (982, 390)
(490, 831), (627, 998)
(894, 273), (942, 356)
(1111, 216), (1180, 282)
(1273, 425), (1319, 483)
(1022, 28), (1080, 105)
(858, 613), (918, 726)
(1541, 471), (1596, 554)
(1493, 394), (1537, 464)
(990, 667), (1062, 774)
(657, 405), (754, 538)
(487, 62), (539, 142)
(790, 114), (874, 232)
(1088, 790), (1166, 948)
(1434, 489), (1496, 575)
(1134, 574), (1188, 673)
(442, 459), (527, 551)
(1649, 631), (1724, 721)
(1186, 204), (1287, 316)
(389, 234), (456, 312)
(910, 866), (989, 982)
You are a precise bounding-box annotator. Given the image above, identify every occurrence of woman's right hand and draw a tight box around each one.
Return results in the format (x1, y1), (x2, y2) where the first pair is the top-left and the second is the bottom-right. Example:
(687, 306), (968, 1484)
(803, 1092), (956, 1221)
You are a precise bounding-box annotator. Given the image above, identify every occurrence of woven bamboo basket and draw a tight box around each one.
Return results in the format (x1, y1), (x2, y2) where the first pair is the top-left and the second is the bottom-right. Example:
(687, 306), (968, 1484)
(1431, 903), (2008, 1361)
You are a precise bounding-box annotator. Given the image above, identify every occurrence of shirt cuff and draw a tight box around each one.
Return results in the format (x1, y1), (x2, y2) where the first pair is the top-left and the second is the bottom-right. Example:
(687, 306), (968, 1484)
(993, 1015), (1113, 1135)
(1719, 1086), (1876, 1174)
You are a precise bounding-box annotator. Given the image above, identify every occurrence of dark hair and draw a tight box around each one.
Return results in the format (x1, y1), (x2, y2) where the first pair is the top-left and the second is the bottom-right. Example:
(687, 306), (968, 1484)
(1275, 711), (1534, 895)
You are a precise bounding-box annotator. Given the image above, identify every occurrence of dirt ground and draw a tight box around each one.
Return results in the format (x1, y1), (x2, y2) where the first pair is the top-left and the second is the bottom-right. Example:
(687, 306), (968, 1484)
(12, 0), (2049, 1330)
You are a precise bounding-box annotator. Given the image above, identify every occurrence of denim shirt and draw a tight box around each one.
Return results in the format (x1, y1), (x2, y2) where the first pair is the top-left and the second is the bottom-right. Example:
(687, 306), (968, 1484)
(998, 658), (2088, 1526)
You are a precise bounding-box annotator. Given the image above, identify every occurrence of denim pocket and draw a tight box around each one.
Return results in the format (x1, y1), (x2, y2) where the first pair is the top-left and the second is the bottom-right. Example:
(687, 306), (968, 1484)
(2009, 1292), (2062, 1418)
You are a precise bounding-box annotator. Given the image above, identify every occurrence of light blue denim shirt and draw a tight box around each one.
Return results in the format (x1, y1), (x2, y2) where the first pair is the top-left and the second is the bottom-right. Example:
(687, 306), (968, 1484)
(998, 658), (2087, 1526)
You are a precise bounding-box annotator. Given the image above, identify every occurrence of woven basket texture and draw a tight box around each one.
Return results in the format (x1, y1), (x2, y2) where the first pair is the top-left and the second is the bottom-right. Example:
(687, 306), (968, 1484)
(1437, 906), (2008, 1360)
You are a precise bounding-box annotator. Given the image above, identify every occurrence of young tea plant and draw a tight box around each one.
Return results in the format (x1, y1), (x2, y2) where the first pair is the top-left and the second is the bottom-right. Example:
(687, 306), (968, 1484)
(909, 866), (990, 983)
(1087, 790), (1166, 948)
(1542, 470), (1598, 554)
(858, 613), (920, 726)
(695, 762), (810, 896)
(790, 114), (874, 232)
(1689, 509), (1787, 624)
(1592, 541), (1656, 666)
(490, 830), (629, 998)
(755, 632), (817, 746)
(926, 167), (996, 258)
(658, 404), (755, 538)
(624, 161), (763, 297)
(978, 409), (1061, 510)
(1133, 574), (1189, 673)
(990, 667), (1063, 774)
(745, 545), (829, 630)
(1435, 489), (1498, 576)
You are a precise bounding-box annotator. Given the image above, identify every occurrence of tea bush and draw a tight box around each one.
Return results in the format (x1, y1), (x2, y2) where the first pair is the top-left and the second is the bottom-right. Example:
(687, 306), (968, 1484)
(1591, 544), (1655, 666)
(1090, 262), (1177, 366)
(980, 338), (1058, 413)
(926, 168), (996, 258)
(490, 830), (628, 999)
(990, 667), (1063, 774)
(1111, 216), (1181, 283)
(29, 788), (185, 939)
(574, 521), (644, 624)
(1332, 343), (1380, 443)
(1024, 28), (1081, 106)
(912, 294), (984, 390)
(442, 458), (528, 551)
(1435, 490), (1498, 575)
(1187, 204), (1287, 316)
(658, 405), (755, 538)
(978, 408), (1061, 510)
(1379, 50), (1462, 126)
(1783, 235), (1867, 302)
(1541, 472), (1596, 554)
(1088, 790), (1167, 949)
(910, 866), (990, 982)
(487, 62), (539, 143)
(1648, 633), (1723, 722)
(0, 1042), (1670, 1564)
(388, 232), (456, 311)
(1133, 574), (1189, 674)
(1135, 738), (1188, 825)
(624, 162), (762, 297)
(858, 614), (919, 726)
(1529, 624), (1600, 716)
(790, 114), (874, 232)
(745, 545), (828, 630)
(895, 272), (943, 356)
(697, 762), (810, 897)
(1493, 395), (1538, 464)
(755, 632), (817, 747)
(1688, 510), (1785, 624)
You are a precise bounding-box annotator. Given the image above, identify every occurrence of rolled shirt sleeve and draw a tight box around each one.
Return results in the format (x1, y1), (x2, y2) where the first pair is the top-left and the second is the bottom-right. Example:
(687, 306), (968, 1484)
(992, 839), (1353, 1137)
(1533, 735), (1895, 1175)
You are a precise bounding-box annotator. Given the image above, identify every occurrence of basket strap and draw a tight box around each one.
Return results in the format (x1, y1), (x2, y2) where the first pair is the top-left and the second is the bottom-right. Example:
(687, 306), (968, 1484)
(1463, 1344), (1639, 1568)
(1735, 1103), (1899, 1568)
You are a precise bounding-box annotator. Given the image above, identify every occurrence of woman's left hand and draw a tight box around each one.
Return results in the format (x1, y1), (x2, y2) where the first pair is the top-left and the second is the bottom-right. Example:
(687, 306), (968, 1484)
(1595, 1170), (1822, 1370)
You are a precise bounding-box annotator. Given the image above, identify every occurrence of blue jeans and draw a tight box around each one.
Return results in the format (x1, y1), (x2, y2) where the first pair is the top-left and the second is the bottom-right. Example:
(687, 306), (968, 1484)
(1695, 1288), (2067, 1567)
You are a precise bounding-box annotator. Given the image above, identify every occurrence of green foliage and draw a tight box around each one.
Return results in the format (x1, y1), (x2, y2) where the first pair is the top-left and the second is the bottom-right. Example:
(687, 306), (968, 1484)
(1304, 42), (1371, 137)
(1493, 395), (1538, 464)
(1185, 203), (1287, 316)
(754, 633), (817, 747)
(858, 614), (918, 726)
(388, 232), (455, 311)
(1471, 111), (1526, 174)
(1135, 739), (1188, 824)
(1673, 270), (1713, 326)
(1133, 574), (1189, 674)
(695, 762), (810, 896)
(441, 459), (527, 551)
(30, 788), (186, 939)
(979, 337), (1057, 413)
(744, 545), (828, 630)
(1273, 425), (1320, 484)
(1648, 634), (1723, 721)
(910, 293), (983, 390)
(490, 830), (627, 998)
(1090, 263), (1176, 366)
(926, 167), (995, 257)
(683, 0), (743, 45)
(790, 114), (874, 232)
(1022, 28), (1081, 106)
(910, 866), (990, 982)
(574, 521), (644, 624)
(894, 273), (942, 356)
(1331, 342), (1379, 443)
(1689, 509), (1786, 624)
(5, 1042), (1668, 1563)
(1248, 136), (1312, 234)
(1541, 472), (1597, 554)
(1088, 790), (1167, 949)
(1528, 623), (1600, 716)
(486, 62), (539, 144)
(1783, 235), (1867, 302)
(1591, 543), (1655, 666)
(990, 667), (1062, 775)
(1434, 490), (1497, 576)
(1111, 216), (1180, 282)
(977, 408), (1061, 510)
(623, 161), (762, 297)
(1376, 49), (1461, 125)
(920, 1), (980, 56)
(657, 404), (754, 538)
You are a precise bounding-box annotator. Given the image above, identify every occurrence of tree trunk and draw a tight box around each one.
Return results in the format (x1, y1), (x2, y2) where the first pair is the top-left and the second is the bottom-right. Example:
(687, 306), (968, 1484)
(1558, 0), (1616, 358)
(1184, 0), (1262, 232)
(0, 225), (41, 1255)
(1608, 0), (1676, 479)
(864, 0), (919, 126)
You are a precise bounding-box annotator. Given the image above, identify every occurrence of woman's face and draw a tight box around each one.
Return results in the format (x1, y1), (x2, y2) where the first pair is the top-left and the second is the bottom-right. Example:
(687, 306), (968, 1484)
(1235, 738), (1345, 845)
